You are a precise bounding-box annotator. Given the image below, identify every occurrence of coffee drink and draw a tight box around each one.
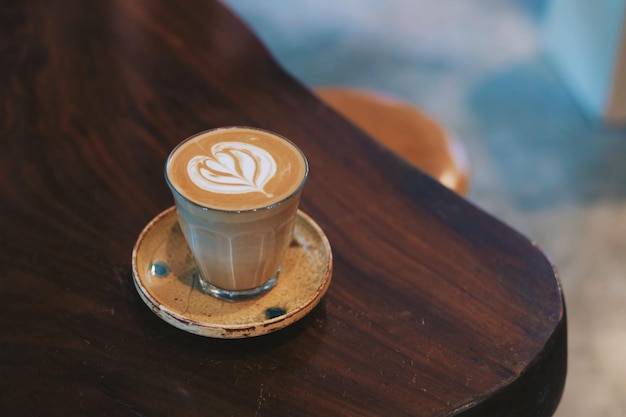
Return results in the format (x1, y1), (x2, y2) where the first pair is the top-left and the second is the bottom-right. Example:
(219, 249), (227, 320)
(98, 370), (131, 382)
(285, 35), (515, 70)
(165, 127), (308, 301)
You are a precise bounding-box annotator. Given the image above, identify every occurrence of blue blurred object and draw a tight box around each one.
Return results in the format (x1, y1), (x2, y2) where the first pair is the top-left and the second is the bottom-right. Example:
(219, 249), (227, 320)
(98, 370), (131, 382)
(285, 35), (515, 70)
(544, 0), (626, 122)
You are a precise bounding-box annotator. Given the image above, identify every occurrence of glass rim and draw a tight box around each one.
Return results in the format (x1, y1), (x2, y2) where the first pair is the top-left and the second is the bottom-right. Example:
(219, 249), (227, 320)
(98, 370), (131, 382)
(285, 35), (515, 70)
(164, 126), (309, 214)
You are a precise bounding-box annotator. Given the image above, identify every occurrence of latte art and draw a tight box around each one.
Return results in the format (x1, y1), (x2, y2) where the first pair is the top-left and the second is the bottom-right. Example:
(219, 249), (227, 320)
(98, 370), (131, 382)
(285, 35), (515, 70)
(187, 141), (277, 197)
(166, 127), (307, 211)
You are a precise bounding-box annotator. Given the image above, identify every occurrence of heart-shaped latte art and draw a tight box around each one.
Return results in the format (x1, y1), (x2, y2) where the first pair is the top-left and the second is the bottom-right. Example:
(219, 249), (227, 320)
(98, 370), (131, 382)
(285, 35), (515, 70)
(187, 141), (277, 197)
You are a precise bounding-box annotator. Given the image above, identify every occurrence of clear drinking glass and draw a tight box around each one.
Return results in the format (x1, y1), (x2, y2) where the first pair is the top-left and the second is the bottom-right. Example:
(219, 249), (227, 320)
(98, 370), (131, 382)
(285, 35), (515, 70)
(165, 127), (308, 302)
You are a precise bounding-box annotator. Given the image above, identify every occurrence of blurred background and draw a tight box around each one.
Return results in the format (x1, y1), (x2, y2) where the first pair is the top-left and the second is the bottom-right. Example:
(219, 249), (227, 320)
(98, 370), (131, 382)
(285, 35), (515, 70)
(223, 0), (626, 415)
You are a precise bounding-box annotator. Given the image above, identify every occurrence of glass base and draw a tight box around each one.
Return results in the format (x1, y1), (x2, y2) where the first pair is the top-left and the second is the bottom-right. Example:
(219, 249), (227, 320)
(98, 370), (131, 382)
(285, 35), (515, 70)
(196, 269), (279, 302)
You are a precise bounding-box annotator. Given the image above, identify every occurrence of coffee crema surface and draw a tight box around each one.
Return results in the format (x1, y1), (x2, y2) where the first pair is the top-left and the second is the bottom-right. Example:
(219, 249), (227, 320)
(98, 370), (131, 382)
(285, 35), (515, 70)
(167, 128), (307, 211)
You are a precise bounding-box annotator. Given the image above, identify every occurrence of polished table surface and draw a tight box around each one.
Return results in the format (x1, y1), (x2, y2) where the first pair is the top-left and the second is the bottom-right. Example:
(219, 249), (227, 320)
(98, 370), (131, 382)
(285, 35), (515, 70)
(0, 1), (566, 416)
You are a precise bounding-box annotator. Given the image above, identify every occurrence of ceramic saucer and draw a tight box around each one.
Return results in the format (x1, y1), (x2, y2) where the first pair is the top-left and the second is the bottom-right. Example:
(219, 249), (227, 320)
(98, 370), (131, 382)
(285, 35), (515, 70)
(131, 206), (332, 339)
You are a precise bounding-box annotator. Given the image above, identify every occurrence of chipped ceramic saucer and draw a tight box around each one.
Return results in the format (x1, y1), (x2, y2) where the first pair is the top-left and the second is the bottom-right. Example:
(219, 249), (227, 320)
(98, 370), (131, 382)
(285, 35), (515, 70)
(131, 206), (332, 339)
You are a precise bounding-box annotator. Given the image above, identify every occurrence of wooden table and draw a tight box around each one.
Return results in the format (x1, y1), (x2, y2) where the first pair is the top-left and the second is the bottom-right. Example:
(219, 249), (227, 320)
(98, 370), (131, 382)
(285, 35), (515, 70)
(0, 1), (566, 416)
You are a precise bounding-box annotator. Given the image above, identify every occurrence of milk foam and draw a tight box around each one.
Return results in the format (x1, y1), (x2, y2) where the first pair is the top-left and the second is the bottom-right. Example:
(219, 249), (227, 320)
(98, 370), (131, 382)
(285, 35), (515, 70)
(166, 127), (307, 211)
(187, 141), (277, 197)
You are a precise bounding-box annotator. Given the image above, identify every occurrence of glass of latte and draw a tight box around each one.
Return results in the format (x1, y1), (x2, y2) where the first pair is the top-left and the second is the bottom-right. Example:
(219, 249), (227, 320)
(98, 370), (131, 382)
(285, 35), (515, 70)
(165, 127), (308, 302)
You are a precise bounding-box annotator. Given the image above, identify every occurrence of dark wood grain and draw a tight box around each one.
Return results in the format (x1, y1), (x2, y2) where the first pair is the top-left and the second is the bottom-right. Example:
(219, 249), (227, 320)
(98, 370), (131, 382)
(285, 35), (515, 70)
(0, 1), (566, 416)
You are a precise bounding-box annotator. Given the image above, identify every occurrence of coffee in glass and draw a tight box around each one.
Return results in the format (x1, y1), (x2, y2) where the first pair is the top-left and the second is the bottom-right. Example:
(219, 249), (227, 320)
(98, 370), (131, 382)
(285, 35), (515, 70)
(165, 127), (308, 301)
